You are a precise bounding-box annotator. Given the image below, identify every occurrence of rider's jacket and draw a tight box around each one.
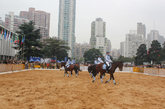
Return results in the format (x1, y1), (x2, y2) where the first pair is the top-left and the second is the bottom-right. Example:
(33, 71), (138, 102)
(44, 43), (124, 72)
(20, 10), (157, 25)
(97, 57), (104, 64)
(72, 60), (76, 64)
(105, 55), (113, 63)
(66, 59), (72, 66)
(94, 60), (98, 64)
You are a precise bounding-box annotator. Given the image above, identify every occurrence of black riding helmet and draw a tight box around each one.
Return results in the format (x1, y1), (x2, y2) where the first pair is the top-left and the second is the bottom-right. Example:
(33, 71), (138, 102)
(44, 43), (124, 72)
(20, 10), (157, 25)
(68, 57), (71, 60)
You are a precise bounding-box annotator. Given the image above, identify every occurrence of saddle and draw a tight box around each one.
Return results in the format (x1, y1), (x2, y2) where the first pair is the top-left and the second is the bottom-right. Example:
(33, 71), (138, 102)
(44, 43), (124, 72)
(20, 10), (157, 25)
(102, 63), (112, 70)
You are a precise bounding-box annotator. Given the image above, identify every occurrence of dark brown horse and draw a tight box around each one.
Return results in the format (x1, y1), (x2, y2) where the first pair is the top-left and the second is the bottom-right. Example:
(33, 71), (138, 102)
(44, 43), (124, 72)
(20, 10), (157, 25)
(56, 62), (66, 69)
(88, 64), (99, 77)
(91, 62), (123, 85)
(64, 64), (81, 77)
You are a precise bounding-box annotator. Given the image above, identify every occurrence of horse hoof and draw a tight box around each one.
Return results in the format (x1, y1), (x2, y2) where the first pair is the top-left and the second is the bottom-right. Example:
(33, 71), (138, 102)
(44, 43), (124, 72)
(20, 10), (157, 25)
(92, 80), (95, 83)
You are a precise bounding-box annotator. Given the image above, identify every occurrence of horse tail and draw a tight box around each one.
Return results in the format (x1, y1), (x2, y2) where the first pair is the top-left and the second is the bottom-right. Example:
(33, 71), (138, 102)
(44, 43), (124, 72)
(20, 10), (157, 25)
(73, 65), (78, 73)
(78, 65), (82, 72)
(88, 65), (92, 73)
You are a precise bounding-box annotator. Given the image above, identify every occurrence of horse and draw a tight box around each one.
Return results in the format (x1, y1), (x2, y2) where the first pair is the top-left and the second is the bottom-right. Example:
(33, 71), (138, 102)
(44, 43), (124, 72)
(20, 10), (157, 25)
(88, 64), (98, 77)
(64, 64), (81, 77)
(61, 62), (66, 68)
(56, 62), (66, 69)
(91, 62), (123, 85)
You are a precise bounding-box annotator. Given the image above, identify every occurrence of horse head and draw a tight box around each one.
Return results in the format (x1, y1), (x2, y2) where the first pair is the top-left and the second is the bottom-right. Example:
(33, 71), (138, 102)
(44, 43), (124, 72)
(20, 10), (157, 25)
(118, 62), (123, 71)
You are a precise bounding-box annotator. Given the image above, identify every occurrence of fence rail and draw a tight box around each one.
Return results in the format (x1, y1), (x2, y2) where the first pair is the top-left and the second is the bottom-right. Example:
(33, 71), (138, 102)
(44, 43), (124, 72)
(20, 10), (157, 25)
(125, 67), (165, 76)
(0, 64), (165, 76)
(0, 64), (25, 72)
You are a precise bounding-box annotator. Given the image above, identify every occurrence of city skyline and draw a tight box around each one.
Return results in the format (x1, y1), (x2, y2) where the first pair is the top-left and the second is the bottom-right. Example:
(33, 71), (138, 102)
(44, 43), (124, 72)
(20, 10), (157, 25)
(1, 0), (165, 49)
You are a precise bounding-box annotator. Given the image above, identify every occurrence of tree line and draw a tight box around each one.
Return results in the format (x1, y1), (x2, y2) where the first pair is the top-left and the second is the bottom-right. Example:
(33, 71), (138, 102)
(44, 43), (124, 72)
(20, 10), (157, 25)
(16, 21), (165, 64)
(83, 40), (165, 65)
(135, 40), (165, 65)
(15, 21), (69, 61)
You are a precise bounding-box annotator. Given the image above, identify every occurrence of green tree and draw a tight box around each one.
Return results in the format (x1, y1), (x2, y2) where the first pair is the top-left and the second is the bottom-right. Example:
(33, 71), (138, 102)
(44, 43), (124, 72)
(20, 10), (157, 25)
(135, 44), (148, 65)
(16, 21), (42, 60)
(160, 42), (165, 61)
(117, 56), (135, 62)
(148, 40), (162, 64)
(42, 38), (69, 60)
(83, 48), (102, 63)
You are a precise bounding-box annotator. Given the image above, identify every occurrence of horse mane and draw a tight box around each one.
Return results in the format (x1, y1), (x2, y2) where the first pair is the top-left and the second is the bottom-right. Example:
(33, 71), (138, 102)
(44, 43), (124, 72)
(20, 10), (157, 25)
(111, 61), (123, 72)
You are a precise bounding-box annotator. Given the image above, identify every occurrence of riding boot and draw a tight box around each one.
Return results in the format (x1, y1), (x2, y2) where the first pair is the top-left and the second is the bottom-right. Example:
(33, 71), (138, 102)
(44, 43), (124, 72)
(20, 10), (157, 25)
(106, 66), (109, 73)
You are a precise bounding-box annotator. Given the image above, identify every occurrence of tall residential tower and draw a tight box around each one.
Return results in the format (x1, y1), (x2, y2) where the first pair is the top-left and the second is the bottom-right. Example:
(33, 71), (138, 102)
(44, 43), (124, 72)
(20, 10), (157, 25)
(90, 18), (111, 56)
(58, 0), (76, 57)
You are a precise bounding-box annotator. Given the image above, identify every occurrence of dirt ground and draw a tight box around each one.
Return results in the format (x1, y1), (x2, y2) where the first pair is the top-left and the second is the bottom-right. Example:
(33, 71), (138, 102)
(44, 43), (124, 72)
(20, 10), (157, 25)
(0, 70), (164, 109)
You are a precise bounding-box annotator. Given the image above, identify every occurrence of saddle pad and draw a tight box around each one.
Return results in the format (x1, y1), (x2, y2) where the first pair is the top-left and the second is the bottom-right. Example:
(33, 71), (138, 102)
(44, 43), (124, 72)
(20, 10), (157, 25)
(102, 64), (106, 70)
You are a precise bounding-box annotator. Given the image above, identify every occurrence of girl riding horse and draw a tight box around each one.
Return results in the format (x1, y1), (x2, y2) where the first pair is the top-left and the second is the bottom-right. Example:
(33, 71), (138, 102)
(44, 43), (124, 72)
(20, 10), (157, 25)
(90, 62), (123, 85)
(64, 64), (80, 77)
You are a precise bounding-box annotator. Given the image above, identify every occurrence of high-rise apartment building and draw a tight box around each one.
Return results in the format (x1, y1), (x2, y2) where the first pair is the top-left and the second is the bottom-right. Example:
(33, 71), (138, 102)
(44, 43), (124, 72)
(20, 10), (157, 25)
(147, 30), (165, 48)
(90, 18), (111, 56)
(124, 31), (144, 57)
(105, 38), (112, 53)
(121, 23), (146, 57)
(111, 49), (120, 59)
(90, 18), (106, 48)
(0, 17), (5, 27)
(120, 41), (125, 56)
(137, 22), (146, 40)
(74, 43), (91, 60)
(20, 8), (50, 39)
(5, 12), (29, 32)
(58, 0), (76, 57)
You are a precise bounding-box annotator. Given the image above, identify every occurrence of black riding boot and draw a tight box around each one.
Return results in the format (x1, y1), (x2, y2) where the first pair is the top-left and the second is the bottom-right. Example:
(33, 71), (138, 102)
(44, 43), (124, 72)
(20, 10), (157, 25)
(106, 66), (109, 73)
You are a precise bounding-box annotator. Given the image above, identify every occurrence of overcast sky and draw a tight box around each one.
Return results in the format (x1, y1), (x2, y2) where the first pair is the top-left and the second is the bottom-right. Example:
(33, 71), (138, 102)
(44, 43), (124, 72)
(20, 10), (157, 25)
(1, 0), (165, 49)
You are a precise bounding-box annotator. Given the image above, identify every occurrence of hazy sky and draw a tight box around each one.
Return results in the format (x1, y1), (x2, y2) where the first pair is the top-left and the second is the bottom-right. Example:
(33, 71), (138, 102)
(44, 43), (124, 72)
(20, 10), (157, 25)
(1, 0), (165, 49)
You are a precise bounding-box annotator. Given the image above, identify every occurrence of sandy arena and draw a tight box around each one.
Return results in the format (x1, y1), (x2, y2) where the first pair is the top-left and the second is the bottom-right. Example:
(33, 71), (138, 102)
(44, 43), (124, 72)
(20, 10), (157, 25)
(0, 70), (165, 109)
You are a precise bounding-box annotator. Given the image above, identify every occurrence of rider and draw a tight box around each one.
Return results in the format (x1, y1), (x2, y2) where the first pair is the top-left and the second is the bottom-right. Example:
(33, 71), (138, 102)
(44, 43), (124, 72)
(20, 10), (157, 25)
(97, 55), (104, 64)
(94, 58), (98, 65)
(105, 51), (113, 72)
(65, 57), (72, 68)
(72, 58), (76, 64)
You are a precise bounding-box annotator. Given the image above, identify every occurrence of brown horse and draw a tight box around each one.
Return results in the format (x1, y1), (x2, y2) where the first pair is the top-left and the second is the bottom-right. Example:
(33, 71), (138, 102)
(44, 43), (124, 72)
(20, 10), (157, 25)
(56, 62), (66, 69)
(88, 64), (99, 77)
(64, 64), (81, 77)
(91, 62), (123, 85)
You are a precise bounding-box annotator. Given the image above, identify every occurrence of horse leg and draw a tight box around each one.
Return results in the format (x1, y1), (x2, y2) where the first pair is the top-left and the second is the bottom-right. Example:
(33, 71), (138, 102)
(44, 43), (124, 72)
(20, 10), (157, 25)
(102, 73), (105, 79)
(92, 75), (96, 83)
(100, 73), (103, 83)
(89, 71), (92, 76)
(92, 71), (97, 83)
(76, 72), (78, 77)
(90, 71), (94, 78)
(64, 70), (66, 77)
(76, 70), (78, 77)
(74, 69), (78, 77)
(97, 72), (99, 76)
(91, 72), (94, 78)
(70, 71), (73, 77)
(105, 73), (112, 83)
(64, 69), (67, 77)
(65, 70), (69, 77)
(112, 74), (116, 85)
